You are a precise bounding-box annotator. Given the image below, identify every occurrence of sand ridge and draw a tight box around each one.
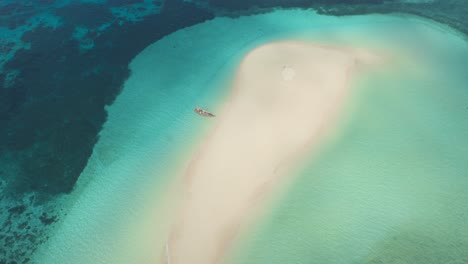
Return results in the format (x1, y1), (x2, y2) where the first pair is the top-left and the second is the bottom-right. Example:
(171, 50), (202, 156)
(165, 41), (379, 264)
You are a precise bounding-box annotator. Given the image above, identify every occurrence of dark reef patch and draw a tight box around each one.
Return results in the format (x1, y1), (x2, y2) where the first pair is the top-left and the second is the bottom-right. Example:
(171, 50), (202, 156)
(93, 0), (215, 67)
(206, 0), (468, 36)
(1, 1), (214, 261)
(108, 0), (145, 7)
(0, 193), (57, 264)
(55, 3), (114, 28)
(36, 0), (55, 4)
(0, 3), (37, 29)
(0, 3), (22, 14)
(1, 0), (214, 197)
(39, 213), (57, 225)
(0, 2), (36, 16)
(0, 13), (32, 30)
(7, 205), (26, 214)
(1, 0), (213, 197)
(0, 41), (15, 54)
(208, 0), (385, 11)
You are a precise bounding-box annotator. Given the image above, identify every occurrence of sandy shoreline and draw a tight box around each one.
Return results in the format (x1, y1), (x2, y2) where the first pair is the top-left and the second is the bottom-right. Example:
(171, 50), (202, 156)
(165, 41), (379, 264)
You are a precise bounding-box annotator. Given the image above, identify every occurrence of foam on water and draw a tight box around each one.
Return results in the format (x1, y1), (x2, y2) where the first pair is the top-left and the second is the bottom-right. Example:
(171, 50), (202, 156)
(33, 10), (468, 263)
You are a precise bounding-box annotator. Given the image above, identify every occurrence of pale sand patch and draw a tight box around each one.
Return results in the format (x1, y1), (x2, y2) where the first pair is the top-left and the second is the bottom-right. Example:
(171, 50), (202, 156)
(165, 41), (379, 264)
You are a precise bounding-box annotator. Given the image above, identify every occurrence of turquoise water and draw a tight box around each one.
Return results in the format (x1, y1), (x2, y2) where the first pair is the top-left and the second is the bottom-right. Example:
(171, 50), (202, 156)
(33, 10), (468, 263)
(230, 14), (468, 264)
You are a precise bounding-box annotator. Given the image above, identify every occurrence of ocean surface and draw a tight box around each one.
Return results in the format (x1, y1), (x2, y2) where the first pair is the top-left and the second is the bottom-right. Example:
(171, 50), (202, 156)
(228, 14), (468, 264)
(1, 1), (467, 263)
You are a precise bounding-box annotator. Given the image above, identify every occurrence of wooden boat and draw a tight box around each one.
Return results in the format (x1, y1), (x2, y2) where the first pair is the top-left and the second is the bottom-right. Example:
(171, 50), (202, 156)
(194, 107), (215, 117)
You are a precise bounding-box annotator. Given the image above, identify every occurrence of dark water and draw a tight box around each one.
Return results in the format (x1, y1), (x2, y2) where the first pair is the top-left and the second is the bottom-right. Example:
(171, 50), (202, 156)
(0, 0), (466, 263)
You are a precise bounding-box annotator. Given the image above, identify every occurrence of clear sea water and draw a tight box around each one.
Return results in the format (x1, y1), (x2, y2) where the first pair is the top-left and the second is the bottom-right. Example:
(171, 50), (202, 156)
(1, 1), (468, 264)
(229, 13), (468, 264)
(32, 10), (468, 263)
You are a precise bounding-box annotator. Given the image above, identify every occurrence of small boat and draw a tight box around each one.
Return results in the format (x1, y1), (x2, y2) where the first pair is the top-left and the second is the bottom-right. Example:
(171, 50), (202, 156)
(194, 107), (215, 117)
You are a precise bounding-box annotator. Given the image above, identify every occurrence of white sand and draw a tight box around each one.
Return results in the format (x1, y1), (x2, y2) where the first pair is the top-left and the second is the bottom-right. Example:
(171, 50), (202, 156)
(33, 9), (468, 263)
(166, 41), (379, 264)
(32, 9), (407, 263)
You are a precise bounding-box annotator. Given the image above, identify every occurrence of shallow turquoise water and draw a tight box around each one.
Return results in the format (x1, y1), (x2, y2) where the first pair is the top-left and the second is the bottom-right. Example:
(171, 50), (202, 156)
(33, 10), (468, 263)
(230, 14), (468, 264)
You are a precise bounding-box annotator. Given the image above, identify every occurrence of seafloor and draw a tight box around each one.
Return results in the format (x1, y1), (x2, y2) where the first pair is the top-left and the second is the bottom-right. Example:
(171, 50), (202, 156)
(0, 0), (467, 263)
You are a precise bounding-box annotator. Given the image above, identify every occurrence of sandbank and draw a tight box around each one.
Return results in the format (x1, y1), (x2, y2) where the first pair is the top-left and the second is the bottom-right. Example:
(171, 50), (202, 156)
(166, 41), (378, 264)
